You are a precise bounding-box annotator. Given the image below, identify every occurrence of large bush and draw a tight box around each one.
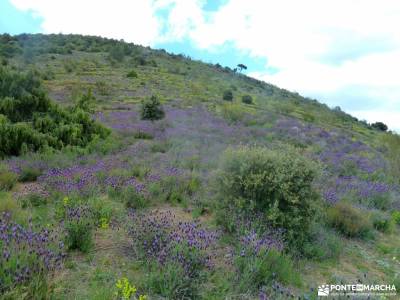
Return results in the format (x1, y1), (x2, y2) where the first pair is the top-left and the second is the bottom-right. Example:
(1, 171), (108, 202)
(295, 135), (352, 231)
(0, 67), (109, 157)
(217, 146), (320, 245)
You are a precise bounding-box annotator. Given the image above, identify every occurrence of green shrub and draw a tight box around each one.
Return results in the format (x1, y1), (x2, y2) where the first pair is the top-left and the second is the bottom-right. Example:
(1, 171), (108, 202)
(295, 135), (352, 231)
(0, 192), (19, 214)
(108, 44), (125, 62)
(64, 206), (94, 253)
(241, 95), (253, 104)
(371, 122), (388, 131)
(372, 212), (395, 233)
(221, 103), (245, 123)
(392, 210), (400, 225)
(126, 70), (138, 78)
(145, 261), (200, 299)
(222, 90), (233, 101)
(140, 95), (165, 121)
(0, 171), (18, 191)
(0, 67), (109, 157)
(235, 248), (301, 293)
(327, 202), (372, 238)
(380, 133), (400, 184)
(217, 145), (320, 245)
(133, 131), (153, 139)
(150, 140), (170, 153)
(74, 88), (96, 113)
(19, 166), (42, 182)
(338, 160), (359, 177)
(20, 193), (47, 208)
(370, 192), (393, 211)
(122, 186), (147, 209)
(303, 224), (342, 261)
(95, 81), (110, 96)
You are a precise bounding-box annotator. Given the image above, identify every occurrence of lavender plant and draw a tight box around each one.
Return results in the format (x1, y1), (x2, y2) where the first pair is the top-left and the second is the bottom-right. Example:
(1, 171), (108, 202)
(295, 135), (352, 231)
(233, 228), (300, 293)
(127, 210), (218, 298)
(0, 212), (64, 294)
(63, 205), (94, 253)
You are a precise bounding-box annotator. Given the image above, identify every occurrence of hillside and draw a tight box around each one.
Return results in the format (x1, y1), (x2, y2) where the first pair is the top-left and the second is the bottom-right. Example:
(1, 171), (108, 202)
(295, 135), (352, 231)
(0, 33), (399, 299)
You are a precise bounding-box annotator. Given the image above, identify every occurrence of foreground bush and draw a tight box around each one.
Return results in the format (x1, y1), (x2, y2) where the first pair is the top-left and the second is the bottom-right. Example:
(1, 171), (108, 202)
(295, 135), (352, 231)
(217, 145), (320, 245)
(327, 202), (372, 238)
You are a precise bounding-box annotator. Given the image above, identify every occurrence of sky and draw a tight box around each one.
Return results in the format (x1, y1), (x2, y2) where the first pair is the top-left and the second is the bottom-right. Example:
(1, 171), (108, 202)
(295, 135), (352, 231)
(1, 0), (399, 131)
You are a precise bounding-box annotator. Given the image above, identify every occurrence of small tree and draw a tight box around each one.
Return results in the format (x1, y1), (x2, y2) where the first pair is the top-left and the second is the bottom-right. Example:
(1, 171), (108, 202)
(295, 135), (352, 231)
(241, 95), (253, 104)
(223, 90), (233, 101)
(371, 122), (388, 131)
(141, 95), (165, 121)
(237, 64), (247, 72)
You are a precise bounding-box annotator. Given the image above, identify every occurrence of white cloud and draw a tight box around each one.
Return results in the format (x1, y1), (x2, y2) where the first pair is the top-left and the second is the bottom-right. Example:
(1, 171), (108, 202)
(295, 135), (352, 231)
(10, 0), (162, 46)
(9, 0), (400, 130)
(164, 0), (400, 130)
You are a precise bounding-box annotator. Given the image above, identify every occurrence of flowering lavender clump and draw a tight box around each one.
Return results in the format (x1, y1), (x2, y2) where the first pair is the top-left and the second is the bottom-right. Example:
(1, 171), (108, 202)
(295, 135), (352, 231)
(127, 210), (218, 298)
(128, 210), (218, 272)
(321, 175), (397, 209)
(233, 228), (300, 293)
(63, 205), (94, 253)
(0, 212), (65, 293)
(239, 229), (285, 257)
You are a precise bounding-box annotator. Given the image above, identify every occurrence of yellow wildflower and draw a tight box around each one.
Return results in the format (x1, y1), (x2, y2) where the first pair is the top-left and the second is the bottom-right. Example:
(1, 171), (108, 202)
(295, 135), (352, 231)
(100, 217), (109, 229)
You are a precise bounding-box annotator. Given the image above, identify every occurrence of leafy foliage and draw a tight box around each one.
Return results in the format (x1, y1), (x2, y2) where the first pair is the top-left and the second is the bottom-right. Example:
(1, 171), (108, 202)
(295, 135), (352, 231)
(0, 67), (109, 157)
(140, 95), (165, 121)
(126, 70), (138, 78)
(0, 170), (18, 191)
(217, 146), (321, 245)
(372, 212), (395, 233)
(327, 202), (372, 238)
(371, 121), (388, 131)
(222, 90), (233, 101)
(234, 248), (300, 293)
(63, 206), (94, 253)
(241, 94), (253, 104)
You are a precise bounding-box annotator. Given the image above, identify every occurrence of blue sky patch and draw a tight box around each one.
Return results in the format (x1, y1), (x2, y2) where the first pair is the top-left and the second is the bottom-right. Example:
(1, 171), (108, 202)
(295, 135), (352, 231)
(0, 1), (42, 35)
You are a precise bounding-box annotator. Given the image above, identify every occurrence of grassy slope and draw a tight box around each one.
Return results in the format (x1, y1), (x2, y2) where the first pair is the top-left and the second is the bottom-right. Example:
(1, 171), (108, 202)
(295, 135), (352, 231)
(1, 34), (399, 299)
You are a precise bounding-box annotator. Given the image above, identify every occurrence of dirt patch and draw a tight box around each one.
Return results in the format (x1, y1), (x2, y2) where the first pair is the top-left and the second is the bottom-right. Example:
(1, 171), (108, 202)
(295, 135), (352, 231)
(13, 182), (50, 199)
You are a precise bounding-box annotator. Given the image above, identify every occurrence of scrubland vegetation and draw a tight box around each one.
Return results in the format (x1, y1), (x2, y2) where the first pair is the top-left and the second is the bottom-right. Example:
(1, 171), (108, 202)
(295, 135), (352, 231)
(0, 33), (399, 299)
